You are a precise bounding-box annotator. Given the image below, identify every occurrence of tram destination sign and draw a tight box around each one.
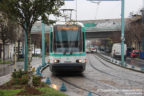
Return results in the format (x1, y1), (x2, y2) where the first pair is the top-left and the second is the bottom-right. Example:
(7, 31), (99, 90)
(57, 26), (78, 30)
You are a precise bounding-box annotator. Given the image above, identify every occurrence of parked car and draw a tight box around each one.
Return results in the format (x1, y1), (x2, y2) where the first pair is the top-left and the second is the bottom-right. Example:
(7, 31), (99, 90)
(130, 49), (140, 58)
(91, 48), (97, 53)
(105, 48), (111, 53)
(111, 43), (127, 59)
(127, 47), (134, 57)
(32, 48), (41, 55)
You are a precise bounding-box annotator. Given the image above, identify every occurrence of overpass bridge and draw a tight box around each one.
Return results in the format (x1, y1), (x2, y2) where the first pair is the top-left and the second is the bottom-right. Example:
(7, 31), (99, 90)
(80, 19), (121, 39)
(31, 19), (121, 41)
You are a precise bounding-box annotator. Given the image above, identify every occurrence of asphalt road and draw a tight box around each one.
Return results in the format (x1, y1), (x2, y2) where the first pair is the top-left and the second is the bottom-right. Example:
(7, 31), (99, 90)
(42, 54), (144, 96)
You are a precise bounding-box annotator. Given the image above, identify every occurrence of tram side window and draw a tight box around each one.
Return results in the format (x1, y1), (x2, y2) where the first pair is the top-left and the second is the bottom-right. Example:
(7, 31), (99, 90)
(83, 32), (85, 52)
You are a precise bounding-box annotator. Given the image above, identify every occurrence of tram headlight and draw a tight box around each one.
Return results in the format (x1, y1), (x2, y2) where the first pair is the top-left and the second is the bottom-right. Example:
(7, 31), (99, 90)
(54, 59), (60, 63)
(76, 59), (82, 63)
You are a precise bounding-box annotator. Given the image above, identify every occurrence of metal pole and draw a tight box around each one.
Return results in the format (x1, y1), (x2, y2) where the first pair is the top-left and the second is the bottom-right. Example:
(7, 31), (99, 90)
(121, 0), (125, 66)
(142, 0), (144, 52)
(76, 0), (77, 21)
(143, 0), (144, 8)
(24, 24), (28, 71)
(41, 20), (45, 66)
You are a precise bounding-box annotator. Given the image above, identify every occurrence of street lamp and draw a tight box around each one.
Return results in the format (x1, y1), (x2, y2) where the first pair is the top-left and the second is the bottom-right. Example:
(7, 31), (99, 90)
(88, 1), (101, 20)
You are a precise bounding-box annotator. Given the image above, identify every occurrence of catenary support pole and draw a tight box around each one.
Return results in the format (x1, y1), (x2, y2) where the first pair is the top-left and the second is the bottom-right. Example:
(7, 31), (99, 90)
(41, 20), (45, 66)
(121, 0), (125, 66)
(142, 0), (144, 51)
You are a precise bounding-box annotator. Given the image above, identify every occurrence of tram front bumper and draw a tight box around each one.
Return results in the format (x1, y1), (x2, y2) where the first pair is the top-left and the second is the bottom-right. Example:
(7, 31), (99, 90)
(49, 63), (86, 72)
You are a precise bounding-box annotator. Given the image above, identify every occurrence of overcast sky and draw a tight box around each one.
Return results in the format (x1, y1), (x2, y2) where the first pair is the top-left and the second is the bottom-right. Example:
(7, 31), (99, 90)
(59, 0), (143, 20)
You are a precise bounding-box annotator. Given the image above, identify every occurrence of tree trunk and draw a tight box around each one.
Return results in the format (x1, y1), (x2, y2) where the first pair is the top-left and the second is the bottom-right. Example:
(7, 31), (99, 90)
(138, 41), (141, 50)
(27, 31), (33, 87)
(2, 42), (5, 63)
(18, 40), (20, 60)
(34, 41), (36, 56)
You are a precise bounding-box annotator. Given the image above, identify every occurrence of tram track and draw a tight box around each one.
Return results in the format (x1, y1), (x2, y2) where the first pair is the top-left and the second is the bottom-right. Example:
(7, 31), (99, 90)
(56, 55), (127, 96)
(88, 54), (144, 86)
(93, 54), (115, 70)
(87, 56), (134, 92)
(94, 53), (144, 79)
(43, 64), (121, 96)
(92, 53), (144, 91)
(58, 77), (101, 96)
(83, 76), (126, 96)
(58, 72), (126, 96)
(42, 64), (101, 96)
(41, 54), (144, 96)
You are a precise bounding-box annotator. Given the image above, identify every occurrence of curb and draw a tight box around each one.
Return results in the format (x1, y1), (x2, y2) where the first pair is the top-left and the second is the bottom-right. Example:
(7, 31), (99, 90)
(35, 63), (49, 76)
(0, 74), (11, 86)
(96, 53), (144, 74)
(40, 64), (49, 73)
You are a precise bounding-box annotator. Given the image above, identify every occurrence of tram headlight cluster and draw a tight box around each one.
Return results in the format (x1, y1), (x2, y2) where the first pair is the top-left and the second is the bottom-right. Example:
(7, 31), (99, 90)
(54, 59), (60, 63)
(76, 59), (87, 63)
(76, 59), (82, 63)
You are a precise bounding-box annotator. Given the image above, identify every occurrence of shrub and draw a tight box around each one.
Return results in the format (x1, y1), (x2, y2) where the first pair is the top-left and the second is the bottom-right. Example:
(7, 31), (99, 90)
(11, 70), (43, 86)
(11, 69), (28, 85)
(12, 69), (27, 78)
(12, 78), (21, 85)
(33, 75), (42, 86)
(21, 74), (28, 85)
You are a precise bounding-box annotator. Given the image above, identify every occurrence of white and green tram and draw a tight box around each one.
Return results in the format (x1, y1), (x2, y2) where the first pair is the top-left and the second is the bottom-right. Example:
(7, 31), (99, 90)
(48, 22), (87, 73)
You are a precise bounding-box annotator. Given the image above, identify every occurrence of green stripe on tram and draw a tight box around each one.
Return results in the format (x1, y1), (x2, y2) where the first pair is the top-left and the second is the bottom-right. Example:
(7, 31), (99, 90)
(49, 53), (86, 57)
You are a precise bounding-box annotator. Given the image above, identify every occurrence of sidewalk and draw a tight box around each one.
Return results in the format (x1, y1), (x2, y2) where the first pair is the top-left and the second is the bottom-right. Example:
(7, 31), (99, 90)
(0, 57), (48, 86)
(0, 64), (13, 77)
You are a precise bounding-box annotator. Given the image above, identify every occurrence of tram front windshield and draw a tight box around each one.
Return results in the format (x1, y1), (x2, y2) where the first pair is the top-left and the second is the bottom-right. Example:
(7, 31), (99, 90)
(54, 25), (82, 53)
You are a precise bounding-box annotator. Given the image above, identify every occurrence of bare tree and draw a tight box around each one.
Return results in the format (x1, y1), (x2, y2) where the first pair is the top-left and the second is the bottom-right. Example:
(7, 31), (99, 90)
(125, 19), (134, 47)
(125, 14), (142, 49)
(0, 0), (64, 87)
(0, 12), (20, 62)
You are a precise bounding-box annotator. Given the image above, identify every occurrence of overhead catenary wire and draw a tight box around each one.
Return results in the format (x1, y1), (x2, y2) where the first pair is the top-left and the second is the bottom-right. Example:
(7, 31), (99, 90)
(76, 0), (78, 21)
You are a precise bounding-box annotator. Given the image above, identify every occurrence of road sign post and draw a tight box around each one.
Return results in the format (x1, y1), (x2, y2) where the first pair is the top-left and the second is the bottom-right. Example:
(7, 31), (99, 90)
(41, 20), (45, 66)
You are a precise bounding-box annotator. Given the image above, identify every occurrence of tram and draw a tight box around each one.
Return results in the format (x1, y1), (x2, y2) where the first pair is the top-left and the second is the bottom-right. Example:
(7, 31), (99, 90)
(48, 22), (86, 73)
